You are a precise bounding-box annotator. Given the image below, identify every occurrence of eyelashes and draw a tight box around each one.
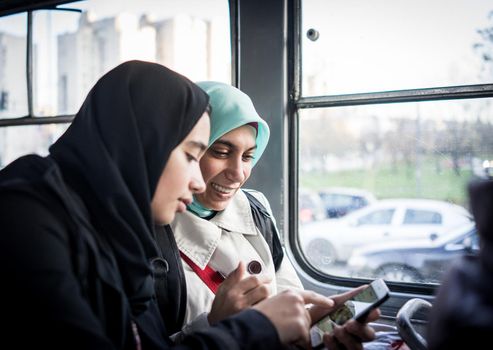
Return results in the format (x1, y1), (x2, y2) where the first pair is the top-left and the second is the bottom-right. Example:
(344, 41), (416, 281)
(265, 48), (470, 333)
(186, 153), (198, 162)
(211, 149), (254, 161)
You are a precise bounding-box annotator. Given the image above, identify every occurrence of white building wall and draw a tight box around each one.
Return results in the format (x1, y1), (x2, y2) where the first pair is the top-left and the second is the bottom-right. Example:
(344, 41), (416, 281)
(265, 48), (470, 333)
(155, 15), (208, 82)
(0, 32), (28, 167)
(0, 33), (27, 118)
(58, 13), (157, 114)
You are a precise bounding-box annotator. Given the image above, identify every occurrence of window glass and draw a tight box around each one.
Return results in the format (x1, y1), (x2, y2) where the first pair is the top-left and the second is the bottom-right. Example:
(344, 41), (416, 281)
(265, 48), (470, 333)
(301, 0), (493, 95)
(8, 0), (231, 116)
(298, 98), (492, 283)
(317, 188), (376, 218)
(324, 194), (361, 207)
(403, 209), (442, 225)
(0, 124), (68, 167)
(357, 209), (394, 226)
(299, 189), (326, 224)
(0, 13), (27, 118)
(58, 0), (230, 115)
(0, 0), (230, 169)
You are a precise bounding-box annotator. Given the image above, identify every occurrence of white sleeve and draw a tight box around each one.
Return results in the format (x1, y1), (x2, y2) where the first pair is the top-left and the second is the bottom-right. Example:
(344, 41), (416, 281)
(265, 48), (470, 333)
(276, 251), (304, 292)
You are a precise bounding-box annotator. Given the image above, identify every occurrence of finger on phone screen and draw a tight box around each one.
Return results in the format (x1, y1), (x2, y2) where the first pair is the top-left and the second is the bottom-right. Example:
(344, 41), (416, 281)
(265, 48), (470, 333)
(330, 285), (368, 307)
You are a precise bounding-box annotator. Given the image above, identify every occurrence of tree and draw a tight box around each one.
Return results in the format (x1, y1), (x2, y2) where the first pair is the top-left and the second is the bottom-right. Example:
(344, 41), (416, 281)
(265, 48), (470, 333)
(474, 10), (493, 79)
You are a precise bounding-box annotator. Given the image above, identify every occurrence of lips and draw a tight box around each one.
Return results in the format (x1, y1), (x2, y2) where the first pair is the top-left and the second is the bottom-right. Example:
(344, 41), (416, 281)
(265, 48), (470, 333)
(181, 197), (193, 206)
(177, 200), (187, 212)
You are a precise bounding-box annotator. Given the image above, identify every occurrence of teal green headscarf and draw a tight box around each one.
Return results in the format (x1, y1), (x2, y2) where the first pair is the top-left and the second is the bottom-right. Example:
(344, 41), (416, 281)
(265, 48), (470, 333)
(197, 81), (270, 165)
(188, 81), (270, 217)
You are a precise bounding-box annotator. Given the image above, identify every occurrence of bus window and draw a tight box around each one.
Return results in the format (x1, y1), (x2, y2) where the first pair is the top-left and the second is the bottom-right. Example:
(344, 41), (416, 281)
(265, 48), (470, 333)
(301, 0), (493, 95)
(1, 0), (492, 316)
(0, 13), (27, 119)
(294, 0), (493, 287)
(0, 124), (68, 168)
(0, 0), (231, 168)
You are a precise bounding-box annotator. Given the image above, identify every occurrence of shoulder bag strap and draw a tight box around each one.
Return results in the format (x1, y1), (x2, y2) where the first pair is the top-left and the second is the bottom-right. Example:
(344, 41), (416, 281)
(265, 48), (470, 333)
(243, 190), (284, 271)
(179, 251), (225, 294)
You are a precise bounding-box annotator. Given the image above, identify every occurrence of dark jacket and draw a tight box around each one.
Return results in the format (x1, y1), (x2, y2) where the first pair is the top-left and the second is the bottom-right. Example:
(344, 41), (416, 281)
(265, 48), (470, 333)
(0, 61), (283, 350)
(0, 154), (282, 350)
(427, 179), (493, 350)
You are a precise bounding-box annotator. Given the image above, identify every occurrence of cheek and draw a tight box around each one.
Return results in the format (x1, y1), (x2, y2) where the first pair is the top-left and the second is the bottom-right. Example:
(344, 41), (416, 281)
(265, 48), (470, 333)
(243, 165), (253, 181)
(200, 159), (220, 183)
(151, 167), (177, 220)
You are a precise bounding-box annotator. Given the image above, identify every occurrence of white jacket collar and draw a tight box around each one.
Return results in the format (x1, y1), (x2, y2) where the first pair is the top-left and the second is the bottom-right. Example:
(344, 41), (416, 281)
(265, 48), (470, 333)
(171, 190), (258, 269)
(210, 190), (258, 235)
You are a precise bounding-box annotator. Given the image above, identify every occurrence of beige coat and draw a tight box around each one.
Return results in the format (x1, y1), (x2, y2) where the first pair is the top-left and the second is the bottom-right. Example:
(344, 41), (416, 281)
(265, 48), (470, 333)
(170, 189), (303, 340)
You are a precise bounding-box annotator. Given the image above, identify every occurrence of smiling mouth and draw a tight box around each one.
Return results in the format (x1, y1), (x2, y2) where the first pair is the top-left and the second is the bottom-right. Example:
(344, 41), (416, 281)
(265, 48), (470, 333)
(211, 182), (236, 194)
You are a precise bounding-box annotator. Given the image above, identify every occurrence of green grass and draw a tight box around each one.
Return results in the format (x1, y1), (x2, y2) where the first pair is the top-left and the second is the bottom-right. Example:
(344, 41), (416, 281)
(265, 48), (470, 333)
(300, 161), (473, 207)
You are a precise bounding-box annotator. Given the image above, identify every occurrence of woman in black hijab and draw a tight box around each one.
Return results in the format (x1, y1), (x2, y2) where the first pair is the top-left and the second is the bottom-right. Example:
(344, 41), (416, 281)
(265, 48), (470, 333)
(0, 60), (331, 350)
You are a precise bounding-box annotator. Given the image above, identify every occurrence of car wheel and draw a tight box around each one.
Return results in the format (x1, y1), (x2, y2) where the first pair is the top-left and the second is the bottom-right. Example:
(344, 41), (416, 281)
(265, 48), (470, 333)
(376, 264), (422, 283)
(304, 238), (337, 270)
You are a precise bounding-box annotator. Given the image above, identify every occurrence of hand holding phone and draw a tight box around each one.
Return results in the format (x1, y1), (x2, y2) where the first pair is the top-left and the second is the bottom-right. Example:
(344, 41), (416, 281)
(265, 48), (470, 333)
(310, 279), (390, 349)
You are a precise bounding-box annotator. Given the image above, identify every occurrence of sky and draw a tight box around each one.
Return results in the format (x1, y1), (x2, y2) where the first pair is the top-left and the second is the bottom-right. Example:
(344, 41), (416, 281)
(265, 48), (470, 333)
(302, 0), (493, 94)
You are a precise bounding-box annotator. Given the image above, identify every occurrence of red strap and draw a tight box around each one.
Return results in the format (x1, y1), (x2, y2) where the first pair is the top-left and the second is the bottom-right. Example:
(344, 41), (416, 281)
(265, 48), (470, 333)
(179, 251), (225, 294)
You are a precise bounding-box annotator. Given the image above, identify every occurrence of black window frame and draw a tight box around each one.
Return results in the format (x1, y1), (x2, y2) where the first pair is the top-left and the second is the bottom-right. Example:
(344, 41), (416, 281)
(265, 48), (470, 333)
(0, 0), (238, 128)
(287, 0), (493, 295)
(0, 0), (81, 127)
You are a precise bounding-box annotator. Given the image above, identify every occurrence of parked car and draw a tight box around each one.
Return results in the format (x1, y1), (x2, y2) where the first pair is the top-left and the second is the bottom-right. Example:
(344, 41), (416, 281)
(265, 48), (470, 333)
(347, 222), (478, 284)
(299, 198), (473, 269)
(318, 187), (376, 218)
(299, 189), (326, 224)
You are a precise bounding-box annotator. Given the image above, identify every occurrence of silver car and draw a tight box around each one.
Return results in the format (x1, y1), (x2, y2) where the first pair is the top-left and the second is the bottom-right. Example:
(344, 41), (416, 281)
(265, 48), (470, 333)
(300, 198), (472, 270)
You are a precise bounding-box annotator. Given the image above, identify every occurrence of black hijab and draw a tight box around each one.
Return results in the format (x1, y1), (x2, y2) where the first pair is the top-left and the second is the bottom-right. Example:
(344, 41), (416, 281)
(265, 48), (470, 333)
(50, 60), (209, 315)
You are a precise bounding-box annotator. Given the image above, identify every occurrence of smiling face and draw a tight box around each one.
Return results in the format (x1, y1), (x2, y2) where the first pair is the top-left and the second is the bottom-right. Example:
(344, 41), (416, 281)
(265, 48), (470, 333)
(195, 124), (257, 211)
(151, 112), (210, 225)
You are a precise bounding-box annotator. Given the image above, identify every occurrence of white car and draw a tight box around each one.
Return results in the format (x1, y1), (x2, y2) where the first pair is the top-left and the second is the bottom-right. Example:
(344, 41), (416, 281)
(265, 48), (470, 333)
(299, 198), (472, 270)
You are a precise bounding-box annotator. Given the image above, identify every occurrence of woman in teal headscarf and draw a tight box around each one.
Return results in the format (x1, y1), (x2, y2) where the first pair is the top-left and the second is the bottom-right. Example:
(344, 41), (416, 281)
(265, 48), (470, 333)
(170, 81), (304, 340)
(168, 82), (380, 350)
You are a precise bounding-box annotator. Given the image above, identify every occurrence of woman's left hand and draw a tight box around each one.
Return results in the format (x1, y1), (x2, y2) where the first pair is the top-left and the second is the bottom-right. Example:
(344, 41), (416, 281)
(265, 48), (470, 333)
(322, 312), (379, 350)
(308, 286), (379, 350)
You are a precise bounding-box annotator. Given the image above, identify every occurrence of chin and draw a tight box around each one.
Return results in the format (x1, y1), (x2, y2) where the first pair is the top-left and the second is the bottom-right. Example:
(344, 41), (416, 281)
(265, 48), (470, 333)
(156, 214), (173, 226)
(206, 199), (228, 211)
(216, 203), (229, 211)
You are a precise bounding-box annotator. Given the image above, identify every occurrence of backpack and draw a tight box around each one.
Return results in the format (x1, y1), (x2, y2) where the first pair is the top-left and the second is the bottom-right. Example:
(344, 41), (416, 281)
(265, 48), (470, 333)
(243, 190), (284, 272)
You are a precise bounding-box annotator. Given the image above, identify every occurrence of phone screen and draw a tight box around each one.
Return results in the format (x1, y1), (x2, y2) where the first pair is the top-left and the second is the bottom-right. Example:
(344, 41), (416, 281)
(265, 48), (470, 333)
(311, 279), (389, 348)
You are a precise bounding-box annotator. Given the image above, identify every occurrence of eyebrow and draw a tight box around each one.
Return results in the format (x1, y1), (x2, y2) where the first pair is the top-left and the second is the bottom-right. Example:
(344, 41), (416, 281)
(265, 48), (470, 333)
(214, 140), (257, 152)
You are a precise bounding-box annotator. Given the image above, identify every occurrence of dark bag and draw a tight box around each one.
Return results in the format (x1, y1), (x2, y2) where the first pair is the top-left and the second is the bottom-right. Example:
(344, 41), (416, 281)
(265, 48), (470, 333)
(152, 225), (187, 335)
(243, 190), (284, 272)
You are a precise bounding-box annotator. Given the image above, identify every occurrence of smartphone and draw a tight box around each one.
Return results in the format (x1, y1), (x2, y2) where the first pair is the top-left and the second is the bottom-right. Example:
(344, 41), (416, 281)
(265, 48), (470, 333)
(310, 279), (390, 349)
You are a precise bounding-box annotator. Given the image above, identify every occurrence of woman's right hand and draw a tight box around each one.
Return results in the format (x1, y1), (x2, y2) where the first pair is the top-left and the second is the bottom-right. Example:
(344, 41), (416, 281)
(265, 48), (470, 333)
(253, 289), (334, 348)
(208, 261), (272, 324)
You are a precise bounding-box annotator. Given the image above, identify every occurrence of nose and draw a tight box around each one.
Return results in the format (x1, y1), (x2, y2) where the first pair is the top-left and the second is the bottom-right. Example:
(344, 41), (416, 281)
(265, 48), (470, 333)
(190, 163), (206, 194)
(225, 156), (245, 183)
